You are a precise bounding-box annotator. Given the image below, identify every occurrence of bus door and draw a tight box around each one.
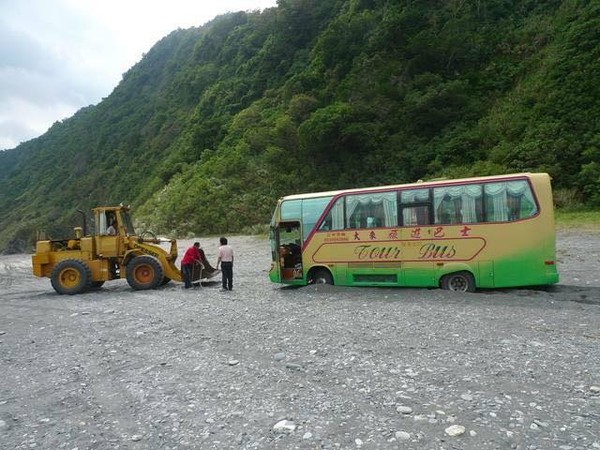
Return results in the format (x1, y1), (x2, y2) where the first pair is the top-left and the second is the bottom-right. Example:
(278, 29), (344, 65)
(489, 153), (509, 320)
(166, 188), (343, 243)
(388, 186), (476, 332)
(277, 222), (303, 281)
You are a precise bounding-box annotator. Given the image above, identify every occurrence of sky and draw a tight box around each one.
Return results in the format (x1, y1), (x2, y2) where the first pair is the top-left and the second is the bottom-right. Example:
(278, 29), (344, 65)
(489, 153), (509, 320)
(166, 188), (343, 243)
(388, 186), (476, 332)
(0, 0), (277, 151)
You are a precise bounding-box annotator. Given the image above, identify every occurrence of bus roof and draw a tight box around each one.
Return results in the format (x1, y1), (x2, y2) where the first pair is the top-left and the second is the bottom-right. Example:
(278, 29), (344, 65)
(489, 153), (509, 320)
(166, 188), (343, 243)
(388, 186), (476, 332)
(278, 172), (546, 202)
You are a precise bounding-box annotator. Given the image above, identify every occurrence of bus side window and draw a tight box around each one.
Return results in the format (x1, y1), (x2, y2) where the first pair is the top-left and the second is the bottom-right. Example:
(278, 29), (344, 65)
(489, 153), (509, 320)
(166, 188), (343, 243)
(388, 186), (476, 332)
(434, 184), (482, 224)
(320, 197), (344, 231)
(319, 217), (332, 231)
(346, 192), (397, 229)
(435, 194), (461, 224)
(400, 189), (431, 226)
(402, 205), (431, 226)
(302, 196), (334, 238)
(484, 181), (536, 222)
(508, 181), (538, 220)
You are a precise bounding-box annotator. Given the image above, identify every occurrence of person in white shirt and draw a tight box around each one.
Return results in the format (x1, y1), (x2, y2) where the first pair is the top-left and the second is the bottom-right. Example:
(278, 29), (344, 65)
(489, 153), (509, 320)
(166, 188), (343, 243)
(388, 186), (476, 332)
(216, 237), (234, 291)
(107, 221), (117, 236)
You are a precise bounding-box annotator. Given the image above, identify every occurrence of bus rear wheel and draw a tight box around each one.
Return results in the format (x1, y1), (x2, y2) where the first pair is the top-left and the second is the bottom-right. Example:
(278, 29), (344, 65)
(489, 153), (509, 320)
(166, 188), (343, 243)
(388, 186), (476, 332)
(311, 269), (334, 285)
(441, 271), (475, 292)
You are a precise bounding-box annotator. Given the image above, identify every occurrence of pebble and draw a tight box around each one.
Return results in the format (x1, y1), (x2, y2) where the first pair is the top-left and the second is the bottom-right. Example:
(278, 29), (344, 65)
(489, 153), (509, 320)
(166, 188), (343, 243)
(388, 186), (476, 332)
(131, 435), (142, 441)
(273, 420), (296, 433)
(396, 406), (413, 414)
(590, 386), (600, 394)
(395, 431), (410, 441)
(228, 359), (239, 366)
(533, 419), (548, 428)
(274, 352), (285, 361)
(445, 425), (466, 436)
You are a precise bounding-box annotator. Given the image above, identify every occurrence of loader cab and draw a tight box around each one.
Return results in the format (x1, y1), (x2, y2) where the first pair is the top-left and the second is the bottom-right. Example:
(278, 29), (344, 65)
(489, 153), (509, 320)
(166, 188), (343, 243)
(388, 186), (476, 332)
(93, 206), (133, 258)
(94, 207), (135, 237)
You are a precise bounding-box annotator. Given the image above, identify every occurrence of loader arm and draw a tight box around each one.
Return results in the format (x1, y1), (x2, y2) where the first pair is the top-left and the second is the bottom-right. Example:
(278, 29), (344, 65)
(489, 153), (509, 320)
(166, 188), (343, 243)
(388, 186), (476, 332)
(124, 240), (183, 282)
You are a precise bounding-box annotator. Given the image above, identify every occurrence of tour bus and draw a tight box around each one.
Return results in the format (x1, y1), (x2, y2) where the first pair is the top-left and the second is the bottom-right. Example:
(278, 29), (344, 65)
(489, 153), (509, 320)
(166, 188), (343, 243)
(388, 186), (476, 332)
(268, 173), (559, 292)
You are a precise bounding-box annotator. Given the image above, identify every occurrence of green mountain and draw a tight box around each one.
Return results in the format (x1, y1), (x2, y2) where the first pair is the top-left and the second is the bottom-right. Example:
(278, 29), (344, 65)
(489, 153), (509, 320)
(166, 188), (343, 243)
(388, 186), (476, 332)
(1, 0), (598, 253)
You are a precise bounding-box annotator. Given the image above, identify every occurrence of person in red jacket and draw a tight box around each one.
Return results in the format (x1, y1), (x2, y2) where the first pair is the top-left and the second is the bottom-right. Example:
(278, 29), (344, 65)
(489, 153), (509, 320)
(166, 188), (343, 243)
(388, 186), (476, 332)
(181, 242), (205, 289)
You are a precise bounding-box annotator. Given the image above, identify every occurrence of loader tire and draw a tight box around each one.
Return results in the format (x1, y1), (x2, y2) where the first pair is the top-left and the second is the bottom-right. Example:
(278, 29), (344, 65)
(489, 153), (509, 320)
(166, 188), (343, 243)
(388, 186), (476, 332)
(126, 255), (164, 290)
(51, 259), (92, 295)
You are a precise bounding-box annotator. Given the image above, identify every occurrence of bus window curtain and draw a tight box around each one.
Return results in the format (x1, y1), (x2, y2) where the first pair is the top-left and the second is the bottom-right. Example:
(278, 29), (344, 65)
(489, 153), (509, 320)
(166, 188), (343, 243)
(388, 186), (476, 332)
(434, 185), (482, 224)
(331, 199), (344, 230)
(346, 196), (361, 228)
(485, 181), (535, 222)
(402, 189), (430, 225)
(485, 183), (508, 222)
(345, 192), (398, 228)
(507, 180), (537, 219)
(381, 194), (397, 226)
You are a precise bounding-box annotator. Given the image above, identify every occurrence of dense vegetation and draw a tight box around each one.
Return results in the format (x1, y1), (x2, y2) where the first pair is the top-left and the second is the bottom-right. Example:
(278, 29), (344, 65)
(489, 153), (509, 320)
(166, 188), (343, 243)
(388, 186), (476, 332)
(0, 0), (598, 253)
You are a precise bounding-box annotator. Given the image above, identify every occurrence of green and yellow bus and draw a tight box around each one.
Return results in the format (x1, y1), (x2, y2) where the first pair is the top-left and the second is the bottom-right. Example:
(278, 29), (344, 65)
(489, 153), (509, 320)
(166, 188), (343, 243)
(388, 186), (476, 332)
(268, 173), (559, 292)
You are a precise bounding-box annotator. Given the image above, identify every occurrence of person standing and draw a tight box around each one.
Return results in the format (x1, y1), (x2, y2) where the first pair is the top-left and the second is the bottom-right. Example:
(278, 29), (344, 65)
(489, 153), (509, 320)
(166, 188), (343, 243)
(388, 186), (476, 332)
(181, 242), (203, 289)
(216, 237), (234, 291)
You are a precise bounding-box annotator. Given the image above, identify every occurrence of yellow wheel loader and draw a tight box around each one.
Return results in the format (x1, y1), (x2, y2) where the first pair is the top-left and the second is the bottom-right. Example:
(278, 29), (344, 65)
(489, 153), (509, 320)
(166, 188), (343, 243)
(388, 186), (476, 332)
(32, 205), (219, 295)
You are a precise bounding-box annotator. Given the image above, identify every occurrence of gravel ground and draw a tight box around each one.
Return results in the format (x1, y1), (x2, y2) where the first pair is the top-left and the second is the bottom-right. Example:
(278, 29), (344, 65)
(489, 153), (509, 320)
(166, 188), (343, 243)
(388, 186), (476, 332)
(0, 231), (599, 450)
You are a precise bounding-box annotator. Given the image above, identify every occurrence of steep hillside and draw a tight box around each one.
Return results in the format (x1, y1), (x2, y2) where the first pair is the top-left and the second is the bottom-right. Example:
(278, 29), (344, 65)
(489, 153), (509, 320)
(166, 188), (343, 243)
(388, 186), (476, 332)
(0, 0), (598, 253)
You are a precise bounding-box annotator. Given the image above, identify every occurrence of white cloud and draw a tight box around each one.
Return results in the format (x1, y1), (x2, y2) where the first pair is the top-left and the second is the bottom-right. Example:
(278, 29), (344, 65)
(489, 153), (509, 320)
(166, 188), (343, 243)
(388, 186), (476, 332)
(0, 0), (277, 150)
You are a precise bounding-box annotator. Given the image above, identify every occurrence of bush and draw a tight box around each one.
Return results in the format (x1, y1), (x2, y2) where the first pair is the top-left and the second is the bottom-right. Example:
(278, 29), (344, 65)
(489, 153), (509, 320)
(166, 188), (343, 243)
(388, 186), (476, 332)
(553, 188), (584, 210)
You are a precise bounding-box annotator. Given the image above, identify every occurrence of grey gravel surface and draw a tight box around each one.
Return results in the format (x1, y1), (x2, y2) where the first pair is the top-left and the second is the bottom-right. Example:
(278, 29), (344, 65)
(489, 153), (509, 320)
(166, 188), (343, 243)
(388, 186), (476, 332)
(0, 231), (599, 450)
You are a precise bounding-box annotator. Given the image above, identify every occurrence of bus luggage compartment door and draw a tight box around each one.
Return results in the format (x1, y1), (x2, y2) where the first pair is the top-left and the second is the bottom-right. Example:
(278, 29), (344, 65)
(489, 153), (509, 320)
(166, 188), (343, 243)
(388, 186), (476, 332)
(348, 262), (401, 286)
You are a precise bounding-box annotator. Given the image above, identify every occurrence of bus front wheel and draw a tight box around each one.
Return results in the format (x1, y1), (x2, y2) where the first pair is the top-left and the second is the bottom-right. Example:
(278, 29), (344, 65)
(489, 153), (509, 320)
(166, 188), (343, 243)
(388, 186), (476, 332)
(311, 269), (334, 285)
(441, 271), (475, 293)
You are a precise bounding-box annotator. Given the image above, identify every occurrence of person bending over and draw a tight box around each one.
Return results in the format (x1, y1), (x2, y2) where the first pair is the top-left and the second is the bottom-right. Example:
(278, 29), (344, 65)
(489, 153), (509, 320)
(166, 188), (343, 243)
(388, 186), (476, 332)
(181, 242), (204, 289)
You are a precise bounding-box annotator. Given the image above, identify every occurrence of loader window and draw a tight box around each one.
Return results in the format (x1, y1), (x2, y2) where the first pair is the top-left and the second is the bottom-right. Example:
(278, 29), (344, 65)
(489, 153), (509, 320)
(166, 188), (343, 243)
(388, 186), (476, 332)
(122, 211), (135, 235)
(98, 214), (108, 235)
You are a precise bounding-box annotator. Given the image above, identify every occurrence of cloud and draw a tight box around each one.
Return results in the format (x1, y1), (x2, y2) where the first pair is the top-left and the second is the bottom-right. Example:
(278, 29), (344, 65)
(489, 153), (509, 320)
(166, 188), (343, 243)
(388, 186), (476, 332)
(0, 0), (276, 150)
(0, 0), (116, 149)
